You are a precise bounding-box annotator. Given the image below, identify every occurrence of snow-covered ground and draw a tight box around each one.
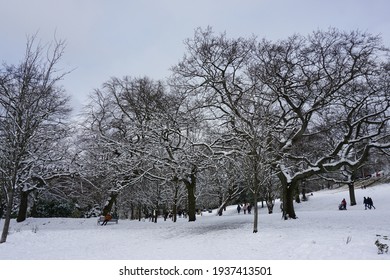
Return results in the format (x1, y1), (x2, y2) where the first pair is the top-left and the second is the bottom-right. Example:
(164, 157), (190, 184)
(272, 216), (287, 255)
(1, 183), (389, 260)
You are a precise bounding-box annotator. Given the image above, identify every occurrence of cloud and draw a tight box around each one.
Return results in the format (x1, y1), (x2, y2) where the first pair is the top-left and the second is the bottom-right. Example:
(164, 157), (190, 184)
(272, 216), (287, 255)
(1, 0), (390, 115)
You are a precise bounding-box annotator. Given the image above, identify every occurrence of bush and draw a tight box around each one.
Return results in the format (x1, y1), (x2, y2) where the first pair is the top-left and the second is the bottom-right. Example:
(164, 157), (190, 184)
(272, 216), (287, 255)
(83, 204), (102, 218)
(32, 200), (76, 218)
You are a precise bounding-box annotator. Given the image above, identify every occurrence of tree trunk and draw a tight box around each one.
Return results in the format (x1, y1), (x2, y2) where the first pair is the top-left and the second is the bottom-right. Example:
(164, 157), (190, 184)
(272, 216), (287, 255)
(30, 191), (39, 218)
(348, 182), (357, 206)
(184, 175), (196, 222)
(1, 169), (19, 244)
(102, 192), (118, 216)
(16, 189), (34, 223)
(265, 189), (275, 214)
(295, 192), (301, 203)
(172, 185), (178, 222)
(138, 204), (142, 221)
(218, 188), (223, 210)
(0, 192), (4, 219)
(153, 209), (158, 223)
(294, 182), (301, 203)
(130, 204), (135, 220)
(186, 184), (196, 222)
(253, 191), (259, 233)
(217, 185), (243, 216)
(283, 182), (297, 219)
(266, 201), (274, 214)
(302, 185), (307, 201)
(0, 203), (4, 219)
(1, 188), (15, 244)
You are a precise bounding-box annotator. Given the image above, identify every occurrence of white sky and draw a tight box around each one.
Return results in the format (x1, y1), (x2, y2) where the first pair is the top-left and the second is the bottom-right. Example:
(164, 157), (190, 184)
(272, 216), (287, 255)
(1, 0), (390, 115)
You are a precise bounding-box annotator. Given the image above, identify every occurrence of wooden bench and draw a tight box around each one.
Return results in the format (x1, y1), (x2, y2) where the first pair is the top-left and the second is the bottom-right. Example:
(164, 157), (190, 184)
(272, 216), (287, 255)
(97, 216), (118, 225)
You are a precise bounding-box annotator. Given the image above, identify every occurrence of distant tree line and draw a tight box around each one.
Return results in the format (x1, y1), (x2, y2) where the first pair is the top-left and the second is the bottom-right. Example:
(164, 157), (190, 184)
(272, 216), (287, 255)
(1, 27), (390, 242)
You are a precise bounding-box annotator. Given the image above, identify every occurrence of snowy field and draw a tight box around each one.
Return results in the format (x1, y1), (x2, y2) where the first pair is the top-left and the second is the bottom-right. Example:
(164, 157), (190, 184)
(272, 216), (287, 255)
(1, 183), (390, 260)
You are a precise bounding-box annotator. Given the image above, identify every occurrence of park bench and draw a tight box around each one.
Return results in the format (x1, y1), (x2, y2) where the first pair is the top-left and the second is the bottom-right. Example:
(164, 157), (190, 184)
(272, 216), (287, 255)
(97, 216), (118, 225)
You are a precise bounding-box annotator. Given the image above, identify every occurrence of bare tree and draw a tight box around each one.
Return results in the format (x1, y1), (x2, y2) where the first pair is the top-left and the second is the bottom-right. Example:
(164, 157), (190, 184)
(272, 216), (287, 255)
(0, 35), (71, 243)
(170, 27), (277, 231)
(82, 75), (218, 222)
(210, 158), (245, 216)
(254, 28), (390, 218)
(171, 27), (390, 225)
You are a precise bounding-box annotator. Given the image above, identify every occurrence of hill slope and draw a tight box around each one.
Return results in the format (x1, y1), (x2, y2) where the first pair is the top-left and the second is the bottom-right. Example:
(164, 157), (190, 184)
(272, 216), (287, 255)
(1, 183), (389, 260)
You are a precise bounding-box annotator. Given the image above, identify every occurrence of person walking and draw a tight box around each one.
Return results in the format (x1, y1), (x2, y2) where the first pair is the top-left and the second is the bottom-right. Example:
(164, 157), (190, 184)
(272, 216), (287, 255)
(367, 197), (376, 209)
(243, 203), (248, 214)
(237, 204), (241, 214)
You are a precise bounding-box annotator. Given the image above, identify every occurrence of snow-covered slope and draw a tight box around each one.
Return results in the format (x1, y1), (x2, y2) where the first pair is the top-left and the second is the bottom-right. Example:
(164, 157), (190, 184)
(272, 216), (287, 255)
(1, 183), (389, 260)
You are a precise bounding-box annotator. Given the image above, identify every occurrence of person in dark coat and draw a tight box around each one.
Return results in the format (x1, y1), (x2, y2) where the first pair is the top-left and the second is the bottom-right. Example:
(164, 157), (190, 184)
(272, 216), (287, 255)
(237, 204), (241, 214)
(247, 204), (252, 214)
(367, 197), (376, 209)
(339, 198), (347, 210)
(364, 197), (368, 210)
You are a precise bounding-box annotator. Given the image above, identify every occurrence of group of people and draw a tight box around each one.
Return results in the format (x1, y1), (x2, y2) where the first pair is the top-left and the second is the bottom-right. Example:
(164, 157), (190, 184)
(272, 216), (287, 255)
(163, 210), (187, 221)
(363, 196), (376, 210)
(237, 203), (252, 214)
(339, 196), (376, 210)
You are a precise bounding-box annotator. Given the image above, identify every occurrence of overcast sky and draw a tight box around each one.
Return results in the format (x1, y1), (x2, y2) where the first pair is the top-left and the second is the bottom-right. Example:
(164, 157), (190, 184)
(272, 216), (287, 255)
(1, 0), (390, 116)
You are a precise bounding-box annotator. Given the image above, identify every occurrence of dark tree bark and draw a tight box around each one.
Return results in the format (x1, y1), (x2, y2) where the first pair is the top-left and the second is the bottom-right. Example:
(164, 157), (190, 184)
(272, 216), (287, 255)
(17, 177), (45, 222)
(102, 192), (118, 216)
(252, 191), (259, 233)
(348, 182), (357, 206)
(183, 172), (197, 222)
(16, 189), (35, 222)
(295, 186), (301, 203)
(265, 191), (274, 214)
(130, 204), (135, 220)
(302, 183), (307, 201)
(282, 182), (297, 219)
(172, 185), (179, 222)
(1, 187), (16, 243)
(138, 204), (142, 221)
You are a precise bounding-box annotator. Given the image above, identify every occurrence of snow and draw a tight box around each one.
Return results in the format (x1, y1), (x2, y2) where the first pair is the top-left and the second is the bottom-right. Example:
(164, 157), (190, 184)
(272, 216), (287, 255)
(1, 184), (390, 279)
(1, 183), (389, 261)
